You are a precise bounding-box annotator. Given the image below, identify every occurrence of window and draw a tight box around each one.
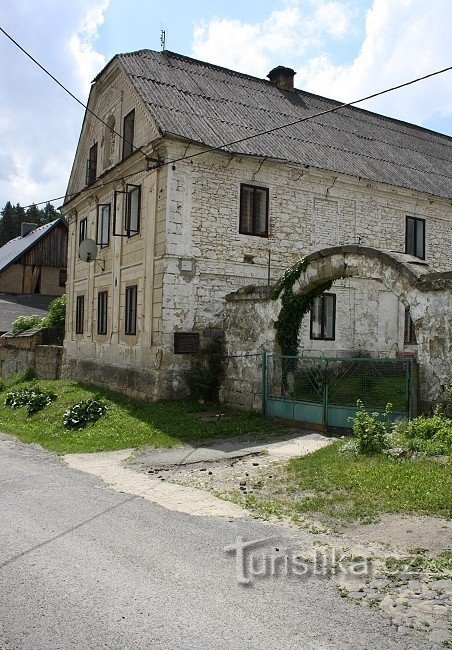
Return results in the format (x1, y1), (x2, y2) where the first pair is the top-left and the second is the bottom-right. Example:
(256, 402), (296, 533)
(239, 184), (269, 237)
(79, 217), (87, 244)
(406, 216), (425, 259)
(75, 295), (84, 334)
(59, 269), (67, 287)
(86, 142), (98, 185)
(404, 309), (417, 345)
(126, 185), (140, 235)
(97, 291), (108, 335)
(310, 293), (336, 340)
(125, 285), (137, 335)
(96, 204), (110, 247)
(122, 109), (135, 159)
(174, 333), (200, 354)
(113, 184), (141, 237)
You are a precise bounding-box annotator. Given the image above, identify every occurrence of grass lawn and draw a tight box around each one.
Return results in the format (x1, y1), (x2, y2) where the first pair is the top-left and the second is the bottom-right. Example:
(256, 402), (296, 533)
(0, 379), (282, 454)
(242, 441), (452, 524)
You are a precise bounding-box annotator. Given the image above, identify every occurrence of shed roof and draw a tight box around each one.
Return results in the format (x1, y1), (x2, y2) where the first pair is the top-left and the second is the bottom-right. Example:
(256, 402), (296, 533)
(0, 218), (66, 275)
(112, 49), (452, 199)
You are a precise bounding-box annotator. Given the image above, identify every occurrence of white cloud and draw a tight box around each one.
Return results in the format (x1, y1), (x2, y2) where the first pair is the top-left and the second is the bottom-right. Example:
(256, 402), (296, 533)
(0, 0), (109, 208)
(298, 0), (452, 127)
(192, 2), (353, 78)
(191, 0), (452, 134)
(69, 0), (109, 95)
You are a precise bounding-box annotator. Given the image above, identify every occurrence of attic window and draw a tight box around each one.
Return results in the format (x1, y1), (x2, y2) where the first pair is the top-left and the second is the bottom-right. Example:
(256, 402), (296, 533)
(122, 109), (135, 159)
(239, 184), (269, 237)
(86, 142), (98, 185)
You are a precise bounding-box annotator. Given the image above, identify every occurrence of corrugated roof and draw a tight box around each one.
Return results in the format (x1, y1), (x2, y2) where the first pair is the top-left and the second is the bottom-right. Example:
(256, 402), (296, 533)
(116, 49), (452, 199)
(0, 218), (65, 274)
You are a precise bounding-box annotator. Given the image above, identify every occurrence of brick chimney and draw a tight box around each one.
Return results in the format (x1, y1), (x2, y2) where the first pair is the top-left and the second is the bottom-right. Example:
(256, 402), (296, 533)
(267, 66), (296, 91)
(21, 223), (38, 237)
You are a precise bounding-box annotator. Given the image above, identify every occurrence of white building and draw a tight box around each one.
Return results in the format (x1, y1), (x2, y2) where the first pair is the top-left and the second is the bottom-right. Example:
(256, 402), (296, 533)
(61, 50), (452, 402)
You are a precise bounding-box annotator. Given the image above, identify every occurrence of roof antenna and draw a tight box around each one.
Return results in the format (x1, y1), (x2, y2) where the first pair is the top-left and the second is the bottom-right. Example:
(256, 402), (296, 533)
(160, 29), (166, 51)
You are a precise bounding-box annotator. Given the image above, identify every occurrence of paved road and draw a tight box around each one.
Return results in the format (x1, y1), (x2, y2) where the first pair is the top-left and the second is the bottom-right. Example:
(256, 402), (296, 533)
(0, 434), (436, 649)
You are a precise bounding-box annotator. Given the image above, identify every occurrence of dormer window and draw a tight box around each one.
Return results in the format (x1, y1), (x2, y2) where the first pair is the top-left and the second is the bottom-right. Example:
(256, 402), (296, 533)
(122, 109), (135, 159)
(86, 142), (98, 185)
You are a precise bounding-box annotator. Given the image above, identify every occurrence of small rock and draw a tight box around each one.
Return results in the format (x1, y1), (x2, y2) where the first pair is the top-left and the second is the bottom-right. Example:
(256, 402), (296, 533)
(432, 579), (452, 591)
(348, 592), (366, 600)
(397, 626), (410, 635)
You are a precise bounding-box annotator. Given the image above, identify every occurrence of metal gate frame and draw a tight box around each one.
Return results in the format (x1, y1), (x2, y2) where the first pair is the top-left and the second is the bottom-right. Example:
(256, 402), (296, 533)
(262, 353), (416, 431)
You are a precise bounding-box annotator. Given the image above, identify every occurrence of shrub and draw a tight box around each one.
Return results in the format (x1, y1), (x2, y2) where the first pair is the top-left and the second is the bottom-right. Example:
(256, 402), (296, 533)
(41, 294), (66, 328)
(11, 315), (43, 334)
(350, 400), (392, 454)
(394, 410), (452, 456)
(63, 399), (107, 429)
(5, 387), (56, 414)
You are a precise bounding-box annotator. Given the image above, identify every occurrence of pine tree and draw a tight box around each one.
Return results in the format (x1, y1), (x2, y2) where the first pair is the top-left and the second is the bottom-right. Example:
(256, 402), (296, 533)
(0, 201), (60, 247)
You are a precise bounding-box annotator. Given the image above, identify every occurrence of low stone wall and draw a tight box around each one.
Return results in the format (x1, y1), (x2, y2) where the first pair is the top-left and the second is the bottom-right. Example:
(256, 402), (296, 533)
(61, 357), (161, 400)
(0, 330), (63, 380)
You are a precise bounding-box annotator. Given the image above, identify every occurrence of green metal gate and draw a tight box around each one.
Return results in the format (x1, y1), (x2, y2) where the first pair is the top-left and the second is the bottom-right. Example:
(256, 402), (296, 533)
(262, 354), (415, 430)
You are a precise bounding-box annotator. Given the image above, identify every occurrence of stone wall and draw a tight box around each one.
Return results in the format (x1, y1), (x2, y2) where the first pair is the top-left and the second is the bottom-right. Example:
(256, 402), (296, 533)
(221, 248), (452, 411)
(0, 329), (63, 380)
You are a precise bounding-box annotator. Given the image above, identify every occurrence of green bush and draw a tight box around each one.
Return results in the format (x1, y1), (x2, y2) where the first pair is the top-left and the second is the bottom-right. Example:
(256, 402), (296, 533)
(350, 400), (392, 454)
(394, 410), (452, 456)
(5, 387), (56, 414)
(63, 399), (107, 429)
(11, 315), (43, 334)
(41, 294), (66, 328)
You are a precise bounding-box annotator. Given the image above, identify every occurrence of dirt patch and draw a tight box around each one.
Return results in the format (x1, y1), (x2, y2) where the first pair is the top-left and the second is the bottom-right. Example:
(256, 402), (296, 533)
(343, 514), (452, 556)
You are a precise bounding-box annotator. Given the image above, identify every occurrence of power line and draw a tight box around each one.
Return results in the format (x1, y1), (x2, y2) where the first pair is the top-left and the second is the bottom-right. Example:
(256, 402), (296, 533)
(0, 25), (153, 160)
(6, 50), (452, 209)
(150, 63), (452, 170)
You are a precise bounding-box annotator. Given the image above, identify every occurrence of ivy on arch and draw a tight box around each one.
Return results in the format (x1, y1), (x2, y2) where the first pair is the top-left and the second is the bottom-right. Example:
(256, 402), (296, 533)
(272, 257), (334, 356)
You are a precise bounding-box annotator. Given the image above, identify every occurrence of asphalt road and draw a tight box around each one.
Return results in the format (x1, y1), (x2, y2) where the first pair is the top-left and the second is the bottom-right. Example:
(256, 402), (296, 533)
(0, 434), (435, 649)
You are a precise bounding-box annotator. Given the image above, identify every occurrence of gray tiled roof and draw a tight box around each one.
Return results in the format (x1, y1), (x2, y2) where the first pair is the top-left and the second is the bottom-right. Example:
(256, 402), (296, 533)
(116, 50), (452, 199)
(0, 219), (64, 274)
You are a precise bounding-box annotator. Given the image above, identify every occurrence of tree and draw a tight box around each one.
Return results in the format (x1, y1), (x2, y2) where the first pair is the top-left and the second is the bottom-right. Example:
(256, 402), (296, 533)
(0, 201), (60, 247)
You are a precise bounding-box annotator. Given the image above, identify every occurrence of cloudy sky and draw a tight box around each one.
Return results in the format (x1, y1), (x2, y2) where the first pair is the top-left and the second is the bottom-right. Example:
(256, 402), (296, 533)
(1, 0), (451, 209)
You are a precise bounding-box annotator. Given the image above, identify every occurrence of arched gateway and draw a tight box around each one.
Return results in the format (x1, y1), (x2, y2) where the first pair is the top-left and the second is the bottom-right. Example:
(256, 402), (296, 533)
(222, 245), (451, 413)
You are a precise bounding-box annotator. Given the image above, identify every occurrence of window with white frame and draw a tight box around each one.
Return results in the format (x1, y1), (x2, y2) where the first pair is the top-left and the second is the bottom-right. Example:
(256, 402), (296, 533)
(96, 204), (110, 247)
(79, 217), (87, 245)
(113, 184), (141, 237)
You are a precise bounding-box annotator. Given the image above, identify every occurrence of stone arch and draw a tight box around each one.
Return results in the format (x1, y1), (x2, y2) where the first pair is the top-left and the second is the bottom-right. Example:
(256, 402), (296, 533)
(289, 245), (452, 405)
(223, 246), (451, 410)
